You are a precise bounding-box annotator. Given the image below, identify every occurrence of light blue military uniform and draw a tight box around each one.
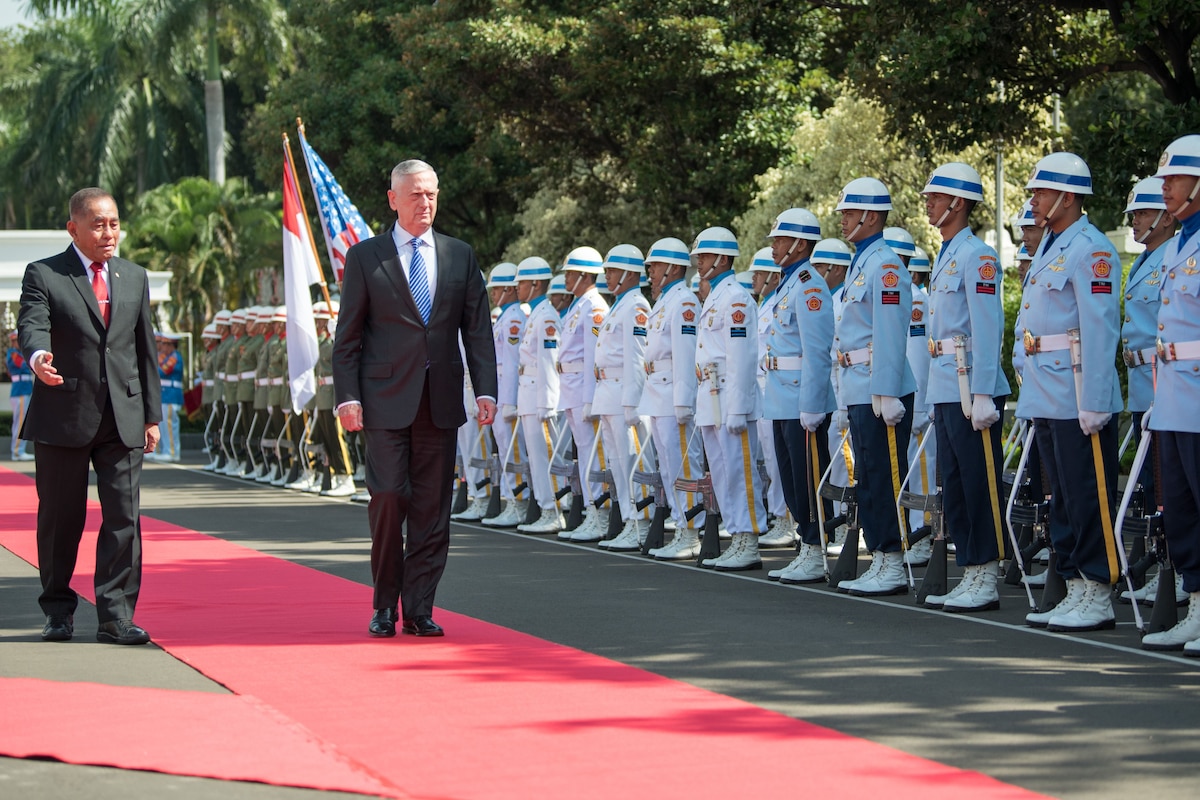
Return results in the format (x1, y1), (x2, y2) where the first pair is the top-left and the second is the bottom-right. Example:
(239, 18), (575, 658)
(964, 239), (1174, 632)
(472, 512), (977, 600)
(1122, 245), (1166, 414)
(1018, 215), (1122, 587)
(835, 232), (916, 554)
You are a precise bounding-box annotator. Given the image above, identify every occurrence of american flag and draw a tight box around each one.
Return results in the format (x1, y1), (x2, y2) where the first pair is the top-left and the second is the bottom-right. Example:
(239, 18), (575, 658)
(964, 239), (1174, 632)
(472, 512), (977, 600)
(297, 128), (373, 284)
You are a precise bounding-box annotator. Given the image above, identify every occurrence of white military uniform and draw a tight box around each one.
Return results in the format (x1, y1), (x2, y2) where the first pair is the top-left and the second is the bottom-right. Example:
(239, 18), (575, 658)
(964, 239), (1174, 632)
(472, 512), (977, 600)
(755, 286), (789, 521)
(695, 270), (765, 535)
(456, 336), (489, 504)
(906, 283), (936, 530)
(517, 295), (564, 512)
(639, 278), (705, 531)
(559, 287), (609, 505)
(491, 301), (527, 502)
(592, 287), (653, 523)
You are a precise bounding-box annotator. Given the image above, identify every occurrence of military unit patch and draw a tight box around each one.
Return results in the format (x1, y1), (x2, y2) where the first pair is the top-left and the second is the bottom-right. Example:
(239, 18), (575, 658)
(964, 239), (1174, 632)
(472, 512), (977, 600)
(730, 327), (747, 338)
(881, 290), (900, 305)
(881, 271), (900, 288)
(1093, 260), (1112, 279)
(635, 312), (648, 326)
(682, 309), (696, 322)
(911, 308), (923, 322)
(977, 282), (996, 295)
(979, 263), (997, 281)
(731, 310), (747, 324)
(806, 297), (822, 311)
(1092, 281), (1112, 294)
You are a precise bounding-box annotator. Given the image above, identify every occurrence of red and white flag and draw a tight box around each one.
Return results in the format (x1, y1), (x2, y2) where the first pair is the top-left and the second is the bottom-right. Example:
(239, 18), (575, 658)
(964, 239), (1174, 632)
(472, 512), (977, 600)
(282, 153), (322, 413)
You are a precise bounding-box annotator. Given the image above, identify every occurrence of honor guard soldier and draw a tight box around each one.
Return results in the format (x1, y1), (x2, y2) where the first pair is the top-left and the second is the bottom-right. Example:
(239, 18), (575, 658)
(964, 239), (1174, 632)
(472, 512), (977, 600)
(593, 244), (654, 551)
(1141, 134), (1200, 652)
(6, 329), (33, 460)
(811, 239), (855, 531)
(1122, 178), (1175, 506)
(758, 210), (837, 583)
(248, 307), (274, 479)
(1011, 201), (1042, 381)
(482, 263), (530, 527)
(207, 309), (234, 471)
(154, 332), (184, 462)
(548, 273), (573, 315)
(198, 322), (220, 462)
(748, 247), (797, 547)
(556, 247), (612, 542)
(513, 257), (567, 534)
(691, 227), (768, 571)
(297, 302), (354, 493)
(832, 178), (917, 595)
(639, 238), (706, 560)
(919, 162), (1011, 611)
(259, 307), (288, 485)
(886, 227), (937, 565)
(220, 308), (247, 474)
(1018, 153), (1124, 632)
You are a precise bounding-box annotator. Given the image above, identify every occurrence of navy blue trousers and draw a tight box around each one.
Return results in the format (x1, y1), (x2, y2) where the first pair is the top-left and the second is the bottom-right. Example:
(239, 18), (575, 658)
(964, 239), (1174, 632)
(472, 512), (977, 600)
(935, 398), (1007, 567)
(1159, 431), (1200, 593)
(1033, 417), (1119, 584)
(773, 417), (832, 546)
(847, 394), (914, 553)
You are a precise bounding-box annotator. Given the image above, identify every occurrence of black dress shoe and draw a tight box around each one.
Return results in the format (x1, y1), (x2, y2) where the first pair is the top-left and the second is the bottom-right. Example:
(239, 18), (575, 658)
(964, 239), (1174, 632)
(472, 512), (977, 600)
(369, 608), (398, 638)
(97, 619), (151, 645)
(402, 616), (444, 637)
(42, 614), (74, 642)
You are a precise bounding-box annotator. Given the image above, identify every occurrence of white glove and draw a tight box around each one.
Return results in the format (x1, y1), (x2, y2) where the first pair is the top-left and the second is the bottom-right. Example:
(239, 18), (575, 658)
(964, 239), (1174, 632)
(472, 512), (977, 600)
(879, 396), (906, 427)
(1079, 410), (1112, 436)
(538, 407), (552, 422)
(674, 405), (694, 425)
(800, 411), (826, 433)
(501, 403), (518, 422)
(724, 413), (748, 434)
(911, 413), (930, 436)
(581, 402), (593, 421)
(970, 394), (1000, 431)
(623, 406), (640, 428)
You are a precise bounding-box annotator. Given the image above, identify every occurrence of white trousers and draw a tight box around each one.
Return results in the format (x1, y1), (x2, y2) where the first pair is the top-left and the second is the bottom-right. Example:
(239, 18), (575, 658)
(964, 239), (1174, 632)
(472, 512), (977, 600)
(491, 414), (526, 500)
(520, 413), (565, 511)
(565, 407), (604, 503)
(598, 413), (655, 522)
(649, 415), (706, 529)
(699, 422), (765, 534)
(757, 418), (787, 517)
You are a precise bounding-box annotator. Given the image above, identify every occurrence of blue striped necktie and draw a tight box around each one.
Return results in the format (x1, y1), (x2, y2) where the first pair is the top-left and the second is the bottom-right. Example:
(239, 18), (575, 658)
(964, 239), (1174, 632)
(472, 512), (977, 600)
(408, 237), (431, 324)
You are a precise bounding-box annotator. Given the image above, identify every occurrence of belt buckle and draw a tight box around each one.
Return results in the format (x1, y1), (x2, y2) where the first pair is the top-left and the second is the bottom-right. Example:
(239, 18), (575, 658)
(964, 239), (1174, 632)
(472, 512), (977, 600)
(1023, 330), (1036, 356)
(644, 362), (653, 375)
(557, 362), (564, 374)
(695, 366), (703, 381)
(594, 367), (601, 379)
(766, 356), (777, 371)
(1123, 349), (1135, 367)
(837, 351), (848, 368)
(927, 338), (937, 357)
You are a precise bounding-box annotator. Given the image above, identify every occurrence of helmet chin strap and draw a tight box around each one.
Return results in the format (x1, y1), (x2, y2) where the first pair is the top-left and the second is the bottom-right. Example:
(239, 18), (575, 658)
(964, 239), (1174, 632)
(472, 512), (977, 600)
(699, 256), (724, 282)
(1039, 191), (1065, 229)
(1134, 209), (1166, 244)
(845, 210), (867, 242)
(933, 197), (959, 228)
(1172, 179), (1200, 218)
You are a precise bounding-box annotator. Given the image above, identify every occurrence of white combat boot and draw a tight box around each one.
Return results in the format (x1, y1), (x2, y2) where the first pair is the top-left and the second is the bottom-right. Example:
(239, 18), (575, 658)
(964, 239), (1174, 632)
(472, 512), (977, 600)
(904, 536), (933, 566)
(452, 496), (490, 522)
(922, 565), (977, 609)
(285, 469), (314, 491)
(517, 505), (565, 534)
(570, 506), (608, 542)
(1025, 577), (1086, 628)
(1143, 592), (1200, 651)
(599, 518), (643, 551)
(482, 497), (527, 528)
(943, 561), (1001, 613)
(1047, 577), (1116, 632)
(1120, 570), (1187, 606)
(778, 543), (826, 584)
(758, 516), (798, 548)
(257, 462), (280, 484)
(715, 532), (763, 572)
(652, 528), (701, 560)
(702, 533), (742, 568)
(322, 474), (357, 498)
(845, 551), (907, 596)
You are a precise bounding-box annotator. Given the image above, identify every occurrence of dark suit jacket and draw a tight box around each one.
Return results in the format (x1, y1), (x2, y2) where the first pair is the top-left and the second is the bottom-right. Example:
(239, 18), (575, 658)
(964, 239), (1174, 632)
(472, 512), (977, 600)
(17, 246), (162, 449)
(332, 228), (498, 429)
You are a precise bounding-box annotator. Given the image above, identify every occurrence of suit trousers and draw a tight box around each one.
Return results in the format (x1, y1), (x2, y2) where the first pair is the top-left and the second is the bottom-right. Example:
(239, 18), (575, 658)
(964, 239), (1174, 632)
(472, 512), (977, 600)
(773, 417), (832, 547)
(1033, 416), (1119, 585)
(935, 399), (1007, 567)
(364, 382), (457, 619)
(847, 395), (914, 553)
(35, 398), (143, 623)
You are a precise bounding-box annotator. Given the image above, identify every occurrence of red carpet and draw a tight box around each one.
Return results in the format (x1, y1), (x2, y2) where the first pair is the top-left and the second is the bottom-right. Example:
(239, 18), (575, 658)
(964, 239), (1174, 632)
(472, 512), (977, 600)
(0, 468), (1049, 799)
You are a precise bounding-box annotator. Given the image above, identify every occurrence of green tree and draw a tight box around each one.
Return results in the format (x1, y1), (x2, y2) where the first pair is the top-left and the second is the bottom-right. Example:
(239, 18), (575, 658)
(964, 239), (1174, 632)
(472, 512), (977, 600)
(122, 176), (281, 336)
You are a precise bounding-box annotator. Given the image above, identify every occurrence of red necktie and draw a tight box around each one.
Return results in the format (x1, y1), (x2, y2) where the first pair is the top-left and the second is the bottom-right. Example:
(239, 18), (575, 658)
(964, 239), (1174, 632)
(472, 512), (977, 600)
(90, 262), (109, 327)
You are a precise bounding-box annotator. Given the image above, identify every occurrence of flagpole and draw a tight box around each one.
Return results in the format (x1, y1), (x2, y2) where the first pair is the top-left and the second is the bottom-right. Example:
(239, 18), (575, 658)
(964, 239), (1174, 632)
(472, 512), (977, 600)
(283, 131), (334, 309)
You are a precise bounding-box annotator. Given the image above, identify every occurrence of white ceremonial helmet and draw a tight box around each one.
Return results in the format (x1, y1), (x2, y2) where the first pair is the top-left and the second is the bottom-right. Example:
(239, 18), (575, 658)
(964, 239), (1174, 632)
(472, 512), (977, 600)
(749, 247), (781, 274)
(836, 177), (892, 211)
(922, 162), (985, 201)
(561, 246), (605, 274)
(882, 226), (916, 258)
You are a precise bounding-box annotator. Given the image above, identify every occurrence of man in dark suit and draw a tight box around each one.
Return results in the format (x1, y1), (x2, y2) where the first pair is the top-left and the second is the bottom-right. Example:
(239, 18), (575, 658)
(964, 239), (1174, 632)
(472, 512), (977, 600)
(333, 160), (498, 638)
(18, 187), (162, 645)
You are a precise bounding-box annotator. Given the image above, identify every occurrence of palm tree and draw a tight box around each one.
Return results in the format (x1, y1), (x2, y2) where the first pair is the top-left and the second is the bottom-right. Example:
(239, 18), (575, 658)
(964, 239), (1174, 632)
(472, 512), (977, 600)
(27, 0), (292, 185)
